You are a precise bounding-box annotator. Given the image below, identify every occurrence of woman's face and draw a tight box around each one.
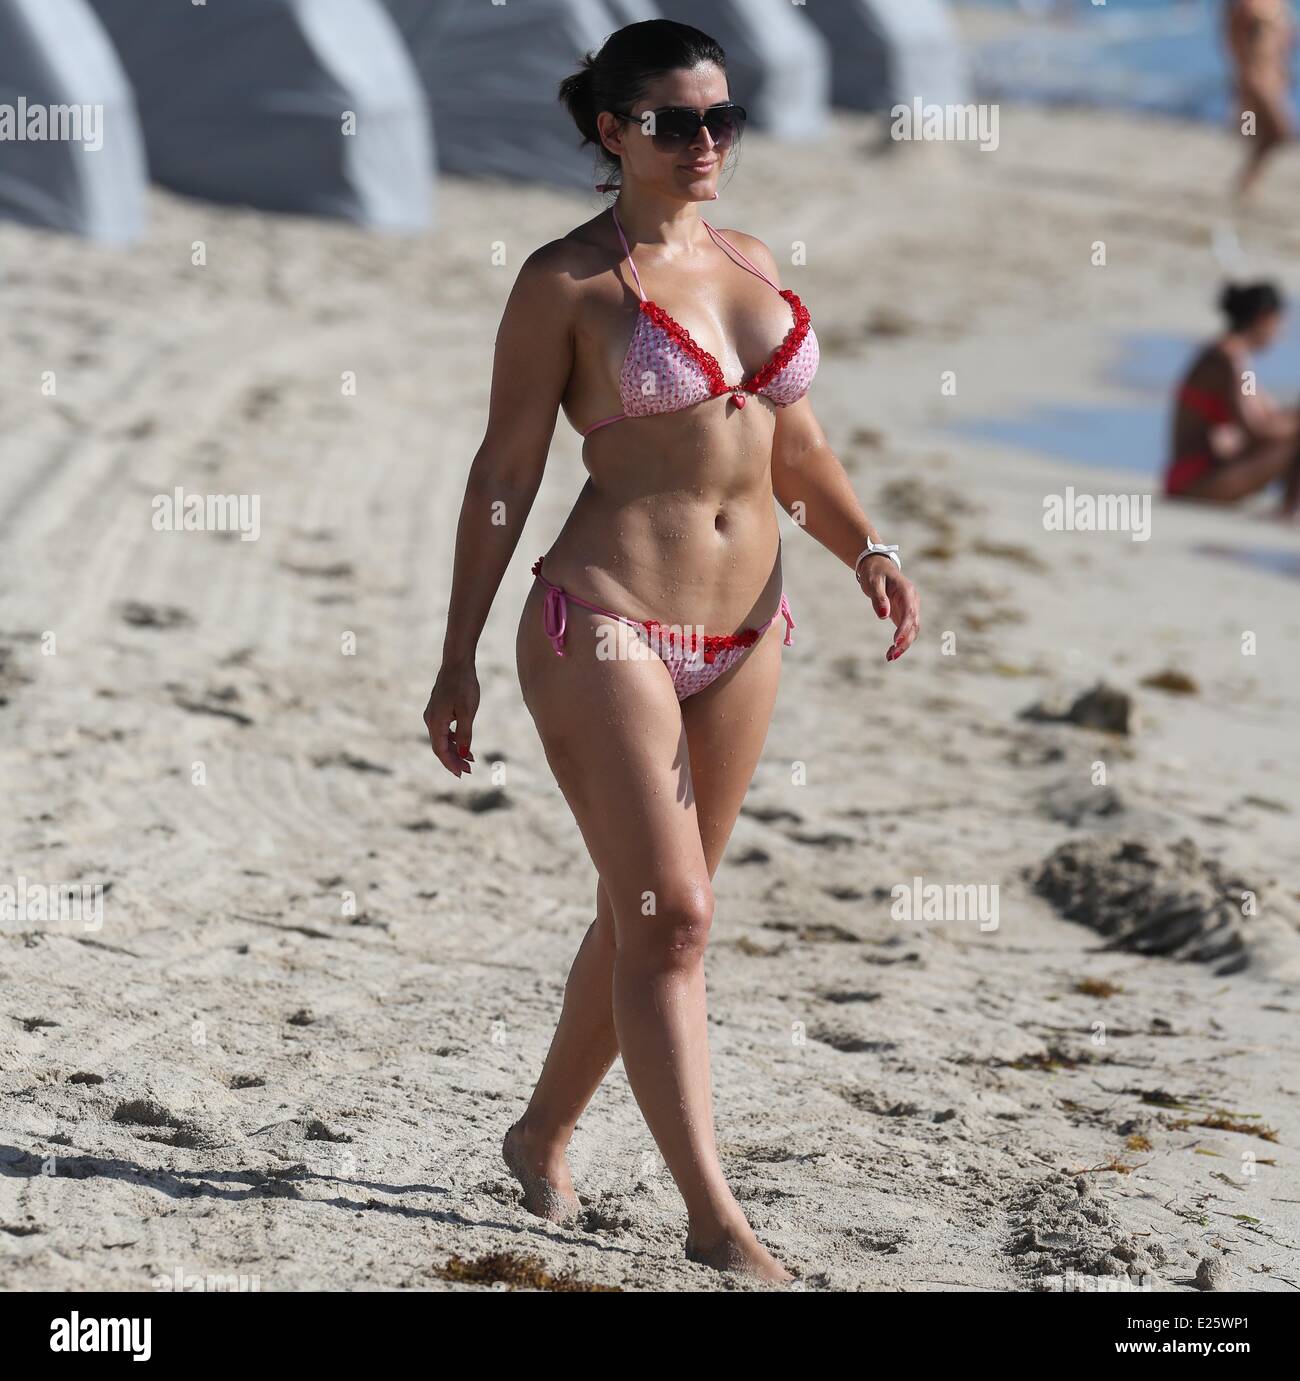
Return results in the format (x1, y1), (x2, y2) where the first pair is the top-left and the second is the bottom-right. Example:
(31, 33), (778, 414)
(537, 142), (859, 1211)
(597, 62), (736, 202)
(1248, 307), (1284, 348)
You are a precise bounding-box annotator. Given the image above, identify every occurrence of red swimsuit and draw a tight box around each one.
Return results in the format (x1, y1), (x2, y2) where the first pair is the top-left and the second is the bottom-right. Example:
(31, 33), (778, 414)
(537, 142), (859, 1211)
(1166, 384), (1234, 496)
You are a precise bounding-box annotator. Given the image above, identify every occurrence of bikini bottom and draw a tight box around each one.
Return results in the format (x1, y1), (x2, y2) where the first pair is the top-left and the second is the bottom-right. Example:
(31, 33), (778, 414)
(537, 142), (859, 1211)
(530, 554), (794, 702)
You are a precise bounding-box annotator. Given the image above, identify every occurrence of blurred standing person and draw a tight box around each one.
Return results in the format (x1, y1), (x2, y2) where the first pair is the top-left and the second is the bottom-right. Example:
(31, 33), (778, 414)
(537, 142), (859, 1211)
(1226, 0), (1295, 201)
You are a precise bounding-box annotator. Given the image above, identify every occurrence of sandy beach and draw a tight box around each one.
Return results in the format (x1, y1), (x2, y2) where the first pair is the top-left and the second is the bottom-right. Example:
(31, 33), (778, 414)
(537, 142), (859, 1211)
(3, 97), (1300, 1292)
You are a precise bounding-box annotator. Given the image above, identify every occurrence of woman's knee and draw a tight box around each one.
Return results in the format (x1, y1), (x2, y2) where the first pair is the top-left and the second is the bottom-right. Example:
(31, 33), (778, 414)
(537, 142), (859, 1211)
(593, 881), (616, 942)
(615, 879), (715, 968)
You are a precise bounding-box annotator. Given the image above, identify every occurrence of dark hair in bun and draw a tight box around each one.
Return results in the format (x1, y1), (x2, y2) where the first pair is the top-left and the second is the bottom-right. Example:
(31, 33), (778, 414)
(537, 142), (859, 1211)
(558, 19), (727, 192)
(1219, 280), (1285, 331)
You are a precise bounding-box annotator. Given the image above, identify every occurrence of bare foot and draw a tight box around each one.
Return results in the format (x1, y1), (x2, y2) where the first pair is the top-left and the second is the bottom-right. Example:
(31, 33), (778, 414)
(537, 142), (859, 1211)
(502, 1120), (580, 1223)
(685, 1225), (794, 1282)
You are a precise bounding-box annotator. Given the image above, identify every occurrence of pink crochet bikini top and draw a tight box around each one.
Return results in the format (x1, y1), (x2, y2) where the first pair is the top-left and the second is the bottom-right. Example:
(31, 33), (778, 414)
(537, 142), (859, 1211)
(581, 202), (820, 437)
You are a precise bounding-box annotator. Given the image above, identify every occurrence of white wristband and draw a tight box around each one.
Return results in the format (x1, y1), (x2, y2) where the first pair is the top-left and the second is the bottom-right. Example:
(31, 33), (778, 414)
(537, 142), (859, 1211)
(854, 540), (901, 578)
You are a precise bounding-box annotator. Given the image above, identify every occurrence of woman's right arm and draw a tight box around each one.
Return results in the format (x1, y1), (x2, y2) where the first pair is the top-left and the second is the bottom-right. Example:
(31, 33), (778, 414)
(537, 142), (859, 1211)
(1217, 349), (1300, 447)
(424, 242), (578, 777)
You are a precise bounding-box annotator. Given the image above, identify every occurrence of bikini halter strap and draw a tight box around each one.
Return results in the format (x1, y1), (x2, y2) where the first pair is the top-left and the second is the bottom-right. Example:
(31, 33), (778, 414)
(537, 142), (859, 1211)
(701, 219), (783, 292)
(610, 201), (646, 302)
(610, 200), (782, 301)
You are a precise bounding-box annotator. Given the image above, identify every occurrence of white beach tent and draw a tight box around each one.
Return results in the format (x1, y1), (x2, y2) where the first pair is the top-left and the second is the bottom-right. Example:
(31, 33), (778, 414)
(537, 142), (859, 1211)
(651, 0), (830, 139)
(83, 0), (433, 229)
(381, 0), (637, 190)
(0, 0), (147, 241)
(802, 0), (969, 111)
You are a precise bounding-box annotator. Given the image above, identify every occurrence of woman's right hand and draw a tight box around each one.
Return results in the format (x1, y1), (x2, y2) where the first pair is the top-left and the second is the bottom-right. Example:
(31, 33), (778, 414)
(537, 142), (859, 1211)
(1209, 421), (1247, 458)
(424, 661), (478, 778)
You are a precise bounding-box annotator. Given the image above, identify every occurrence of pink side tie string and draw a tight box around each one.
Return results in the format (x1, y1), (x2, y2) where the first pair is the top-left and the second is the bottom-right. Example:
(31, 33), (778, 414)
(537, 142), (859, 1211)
(780, 593), (795, 646)
(542, 584), (568, 656)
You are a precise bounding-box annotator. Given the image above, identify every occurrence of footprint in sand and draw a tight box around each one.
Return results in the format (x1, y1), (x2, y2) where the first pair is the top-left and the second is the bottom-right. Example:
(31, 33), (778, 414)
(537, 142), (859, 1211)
(119, 601), (193, 630)
(810, 1028), (898, 1055)
(312, 752), (391, 775)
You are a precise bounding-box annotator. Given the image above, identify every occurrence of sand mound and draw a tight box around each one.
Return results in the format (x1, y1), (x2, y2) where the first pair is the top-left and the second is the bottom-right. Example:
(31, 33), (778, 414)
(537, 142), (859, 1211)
(1032, 837), (1258, 974)
(1021, 682), (1133, 735)
(1006, 1173), (1179, 1291)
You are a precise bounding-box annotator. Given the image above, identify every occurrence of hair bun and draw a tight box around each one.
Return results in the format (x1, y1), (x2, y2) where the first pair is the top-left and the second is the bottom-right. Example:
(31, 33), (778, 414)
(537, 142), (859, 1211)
(557, 60), (599, 146)
(1217, 279), (1284, 330)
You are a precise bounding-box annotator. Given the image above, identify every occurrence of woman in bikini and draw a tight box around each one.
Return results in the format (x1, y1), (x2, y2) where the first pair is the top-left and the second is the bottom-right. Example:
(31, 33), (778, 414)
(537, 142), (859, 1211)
(423, 18), (920, 1281)
(1166, 281), (1300, 514)
(1226, 0), (1295, 201)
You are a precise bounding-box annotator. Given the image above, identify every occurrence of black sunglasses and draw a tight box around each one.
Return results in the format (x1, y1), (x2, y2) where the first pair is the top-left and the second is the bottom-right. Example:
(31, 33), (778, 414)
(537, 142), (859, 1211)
(611, 102), (747, 151)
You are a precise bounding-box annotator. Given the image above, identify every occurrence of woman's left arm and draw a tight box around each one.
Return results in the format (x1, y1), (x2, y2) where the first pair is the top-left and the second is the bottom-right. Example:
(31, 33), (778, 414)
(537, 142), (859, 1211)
(771, 397), (921, 663)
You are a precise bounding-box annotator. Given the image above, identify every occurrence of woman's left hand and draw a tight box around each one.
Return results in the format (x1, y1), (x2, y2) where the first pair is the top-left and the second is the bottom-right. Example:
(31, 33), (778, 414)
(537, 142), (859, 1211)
(857, 557), (920, 662)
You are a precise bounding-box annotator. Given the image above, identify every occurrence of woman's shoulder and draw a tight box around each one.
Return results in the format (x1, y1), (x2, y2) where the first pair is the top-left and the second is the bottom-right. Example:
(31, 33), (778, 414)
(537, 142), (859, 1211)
(504, 225), (610, 331)
(517, 230), (591, 285)
(1185, 339), (1234, 379)
(518, 212), (626, 300)
(707, 223), (784, 283)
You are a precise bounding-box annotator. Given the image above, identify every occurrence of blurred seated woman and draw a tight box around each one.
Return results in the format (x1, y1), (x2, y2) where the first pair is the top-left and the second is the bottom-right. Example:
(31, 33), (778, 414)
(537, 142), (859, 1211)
(1165, 281), (1300, 516)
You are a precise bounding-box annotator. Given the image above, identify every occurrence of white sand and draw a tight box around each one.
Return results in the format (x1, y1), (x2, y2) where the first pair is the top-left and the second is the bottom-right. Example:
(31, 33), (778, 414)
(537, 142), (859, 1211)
(2, 104), (1300, 1292)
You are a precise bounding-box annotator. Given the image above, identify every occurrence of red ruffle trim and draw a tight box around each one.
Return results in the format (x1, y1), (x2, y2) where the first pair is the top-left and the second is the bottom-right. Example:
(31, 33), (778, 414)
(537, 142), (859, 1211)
(640, 290), (812, 403)
(641, 620), (763, 663)
(640, 300), (728, 397)
(742, 290), (810, 395)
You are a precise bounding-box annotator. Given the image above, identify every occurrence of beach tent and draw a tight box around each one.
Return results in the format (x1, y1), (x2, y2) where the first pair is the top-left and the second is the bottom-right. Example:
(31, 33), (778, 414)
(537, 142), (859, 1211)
(651, 0), (830, 139)
(382, 0), (634, 189)
(604, 0), (659, 23)
(802, 0), (969, 112)
(83, 0), (432, 229)
(0, 0), (147, 241)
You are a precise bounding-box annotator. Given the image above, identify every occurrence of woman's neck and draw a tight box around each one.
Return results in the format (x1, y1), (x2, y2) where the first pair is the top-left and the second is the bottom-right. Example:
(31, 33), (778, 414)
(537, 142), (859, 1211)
(614, 188), (709, 255)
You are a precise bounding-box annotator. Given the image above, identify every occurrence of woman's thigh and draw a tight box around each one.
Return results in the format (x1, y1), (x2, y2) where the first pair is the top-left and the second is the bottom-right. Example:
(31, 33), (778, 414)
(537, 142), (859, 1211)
(680, 620), (784, 879)
(516, 579), (710, 924)
(1182, 439), (1297, 502)
(1237, 72), (1291, 143)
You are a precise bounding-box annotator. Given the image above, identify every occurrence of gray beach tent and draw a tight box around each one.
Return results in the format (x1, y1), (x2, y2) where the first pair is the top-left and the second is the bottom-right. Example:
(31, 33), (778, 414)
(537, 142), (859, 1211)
(84, 0), (432, 229)
(802, 0), (969, 112)
(651, 0), (830, 139)
(0, 0), (147, 241)
(604, 0), (659, 24)
(381, 0), (629, 190)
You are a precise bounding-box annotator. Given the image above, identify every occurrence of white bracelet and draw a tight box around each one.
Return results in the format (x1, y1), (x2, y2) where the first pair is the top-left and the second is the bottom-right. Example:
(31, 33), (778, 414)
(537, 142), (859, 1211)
(854, 539), (901, 578)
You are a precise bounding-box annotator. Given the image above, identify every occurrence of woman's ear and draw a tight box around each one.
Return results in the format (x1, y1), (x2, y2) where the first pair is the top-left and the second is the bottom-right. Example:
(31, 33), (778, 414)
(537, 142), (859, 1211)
(595, 111), (624, 162)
